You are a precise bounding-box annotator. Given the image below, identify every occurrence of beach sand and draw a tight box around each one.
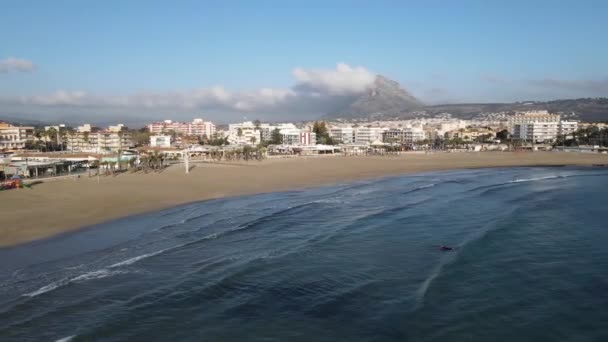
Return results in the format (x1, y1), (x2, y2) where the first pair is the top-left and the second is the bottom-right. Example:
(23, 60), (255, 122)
(2, 151), (607, 247)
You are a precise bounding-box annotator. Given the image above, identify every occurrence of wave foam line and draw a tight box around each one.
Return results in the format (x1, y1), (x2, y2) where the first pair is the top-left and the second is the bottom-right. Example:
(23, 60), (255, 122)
(510, 175), (561, 183)
(109, 231), (227, 269)
(415, 261), (445, 307)
(23, 269), (128, 298)
(402, 183), (436, 195)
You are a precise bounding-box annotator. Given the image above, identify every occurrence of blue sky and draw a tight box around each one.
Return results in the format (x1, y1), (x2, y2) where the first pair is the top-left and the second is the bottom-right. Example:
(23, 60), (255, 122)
(1, 0), (607, 123)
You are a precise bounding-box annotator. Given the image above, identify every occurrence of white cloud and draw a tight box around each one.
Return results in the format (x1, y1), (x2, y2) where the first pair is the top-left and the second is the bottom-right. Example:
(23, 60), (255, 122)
(0, 57), (36, 73)
(292, 63), (376, 95)
(8, 86), (297, 113)
(2, 63), (374, 113)
(29, 91), (87, 105)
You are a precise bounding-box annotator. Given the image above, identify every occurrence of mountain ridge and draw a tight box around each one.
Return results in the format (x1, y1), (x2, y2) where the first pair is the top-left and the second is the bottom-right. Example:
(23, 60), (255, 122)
(323, 75), (424, 120)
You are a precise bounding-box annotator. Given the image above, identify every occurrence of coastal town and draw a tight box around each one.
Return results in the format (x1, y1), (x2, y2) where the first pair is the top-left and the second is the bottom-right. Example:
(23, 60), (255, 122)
(1, 109), (607, 183)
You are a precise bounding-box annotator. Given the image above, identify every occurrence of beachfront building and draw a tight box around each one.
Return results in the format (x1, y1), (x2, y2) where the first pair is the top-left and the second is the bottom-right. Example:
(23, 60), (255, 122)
(445, 128), (496, 142)
(298, 132), (316, 145)
(147, 119), (216, 138)
(354, 127), (384, 144)
(0, 122), (34, 150)
(403, 127), (425, 143)
(281, 129), (316, 146)
(508, 111), (564, 143)
(511, 123), (558, 143)
(381, 127), (425, 144)
(329, 127), (355, 144)
(227, 121), (261, 146)
(256, 123), (298, 143)
(66, 125), (134, 153)
(559, 121), (578, 138)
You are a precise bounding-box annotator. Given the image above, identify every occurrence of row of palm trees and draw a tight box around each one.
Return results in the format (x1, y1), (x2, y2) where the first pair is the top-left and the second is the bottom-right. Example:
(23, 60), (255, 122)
(554, 126), (608, 147)
(32, 127), (63, 151)
(202, 146), (267, 162)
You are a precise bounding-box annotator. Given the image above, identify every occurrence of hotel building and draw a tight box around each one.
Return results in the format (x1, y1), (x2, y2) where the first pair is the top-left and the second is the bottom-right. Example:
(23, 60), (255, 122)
(147, 119), (216, 138)
(0, 122), (34, 150)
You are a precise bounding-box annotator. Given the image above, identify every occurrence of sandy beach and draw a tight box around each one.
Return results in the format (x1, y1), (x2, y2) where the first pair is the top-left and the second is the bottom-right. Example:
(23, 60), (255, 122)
(1, 151), (607, 247)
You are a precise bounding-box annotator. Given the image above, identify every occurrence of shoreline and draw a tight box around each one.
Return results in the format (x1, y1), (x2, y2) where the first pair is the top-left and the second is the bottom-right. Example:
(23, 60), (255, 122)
(2, 152), (608, 248)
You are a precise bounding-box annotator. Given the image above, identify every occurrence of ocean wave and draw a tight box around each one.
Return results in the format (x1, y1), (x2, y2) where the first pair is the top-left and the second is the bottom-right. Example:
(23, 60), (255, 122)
(402, 183), (436, 195)
(415, 260), (448, 307)
(23, 269), (128, 298)
(305, 198), (434, 248)
(510, 175), (562, 183)
(109, 249), (168, 268)
(230, 201), (323, 231)
(466, 176), (561, 193)
(312, 197), (346, 204)
(55, 336), (75, 342)
(154, 212), (215, 232)
(109, 230), (229, 269)
(468, 172), (608, 195)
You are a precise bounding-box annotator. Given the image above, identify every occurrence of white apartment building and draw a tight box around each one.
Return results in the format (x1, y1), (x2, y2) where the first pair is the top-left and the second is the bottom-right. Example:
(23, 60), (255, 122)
(299, 132), (316, 145)
(280, 128), (317, 146)
(259, 123), (298, 142)
(227, 121), (261, 145)
(44, 124), (66, 132)
(147, 119), (216, 138)
(403, 127), (425, 143)
(150, 135), (172, 148)
(509, 111), (577, 143)
(354, 127), (383, 144)
(191, 118), (216, 137)
(280, 126), (303, 145)
(445, 128), (496, 141)
(66, 126), (134, 153)
(559, 121), (578, 138)
(0, 122), (34, 150)
(512, 122), (559, 143)
(77, 124), (92, 133)
(108, 124), (125, 133)
(329, 127), (355, 144)
(437, 120), (469, 136)
(381, 127), (425, 144)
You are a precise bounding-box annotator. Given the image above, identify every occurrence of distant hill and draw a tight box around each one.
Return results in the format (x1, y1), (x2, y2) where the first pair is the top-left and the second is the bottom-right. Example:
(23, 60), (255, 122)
(424, 98), (608, 122)
(324, 75), (424, 120)
(0, 115), (51, 127)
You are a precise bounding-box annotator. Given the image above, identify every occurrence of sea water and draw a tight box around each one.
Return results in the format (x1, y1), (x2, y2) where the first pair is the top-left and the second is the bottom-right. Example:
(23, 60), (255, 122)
(1, 167), (607, 341)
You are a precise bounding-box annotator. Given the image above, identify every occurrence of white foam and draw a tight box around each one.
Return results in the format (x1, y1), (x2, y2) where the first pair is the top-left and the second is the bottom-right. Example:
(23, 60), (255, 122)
(23, 269), (128, 298)
(71, 269), (126, 282)
(417, 183), (436, 189)
(510, 175), (560, 183)
(55, 336), (75, 342)
(24, 279), (68, 298)
(313, 198), (344, 204)
(109, 249), (166, 268)
(416, 262), (443, 305)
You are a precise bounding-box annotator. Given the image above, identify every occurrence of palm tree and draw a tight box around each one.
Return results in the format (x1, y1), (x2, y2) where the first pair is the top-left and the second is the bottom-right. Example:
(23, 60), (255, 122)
(117, 130), (124, 155)
(83, 131), (90, 152)
(59, 128), (69, 151)
(46, 127), (58, 151)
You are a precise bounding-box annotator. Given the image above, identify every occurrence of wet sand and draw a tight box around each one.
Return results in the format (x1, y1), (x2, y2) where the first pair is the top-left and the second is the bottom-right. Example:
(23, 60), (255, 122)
(2, 151), (607, 247)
